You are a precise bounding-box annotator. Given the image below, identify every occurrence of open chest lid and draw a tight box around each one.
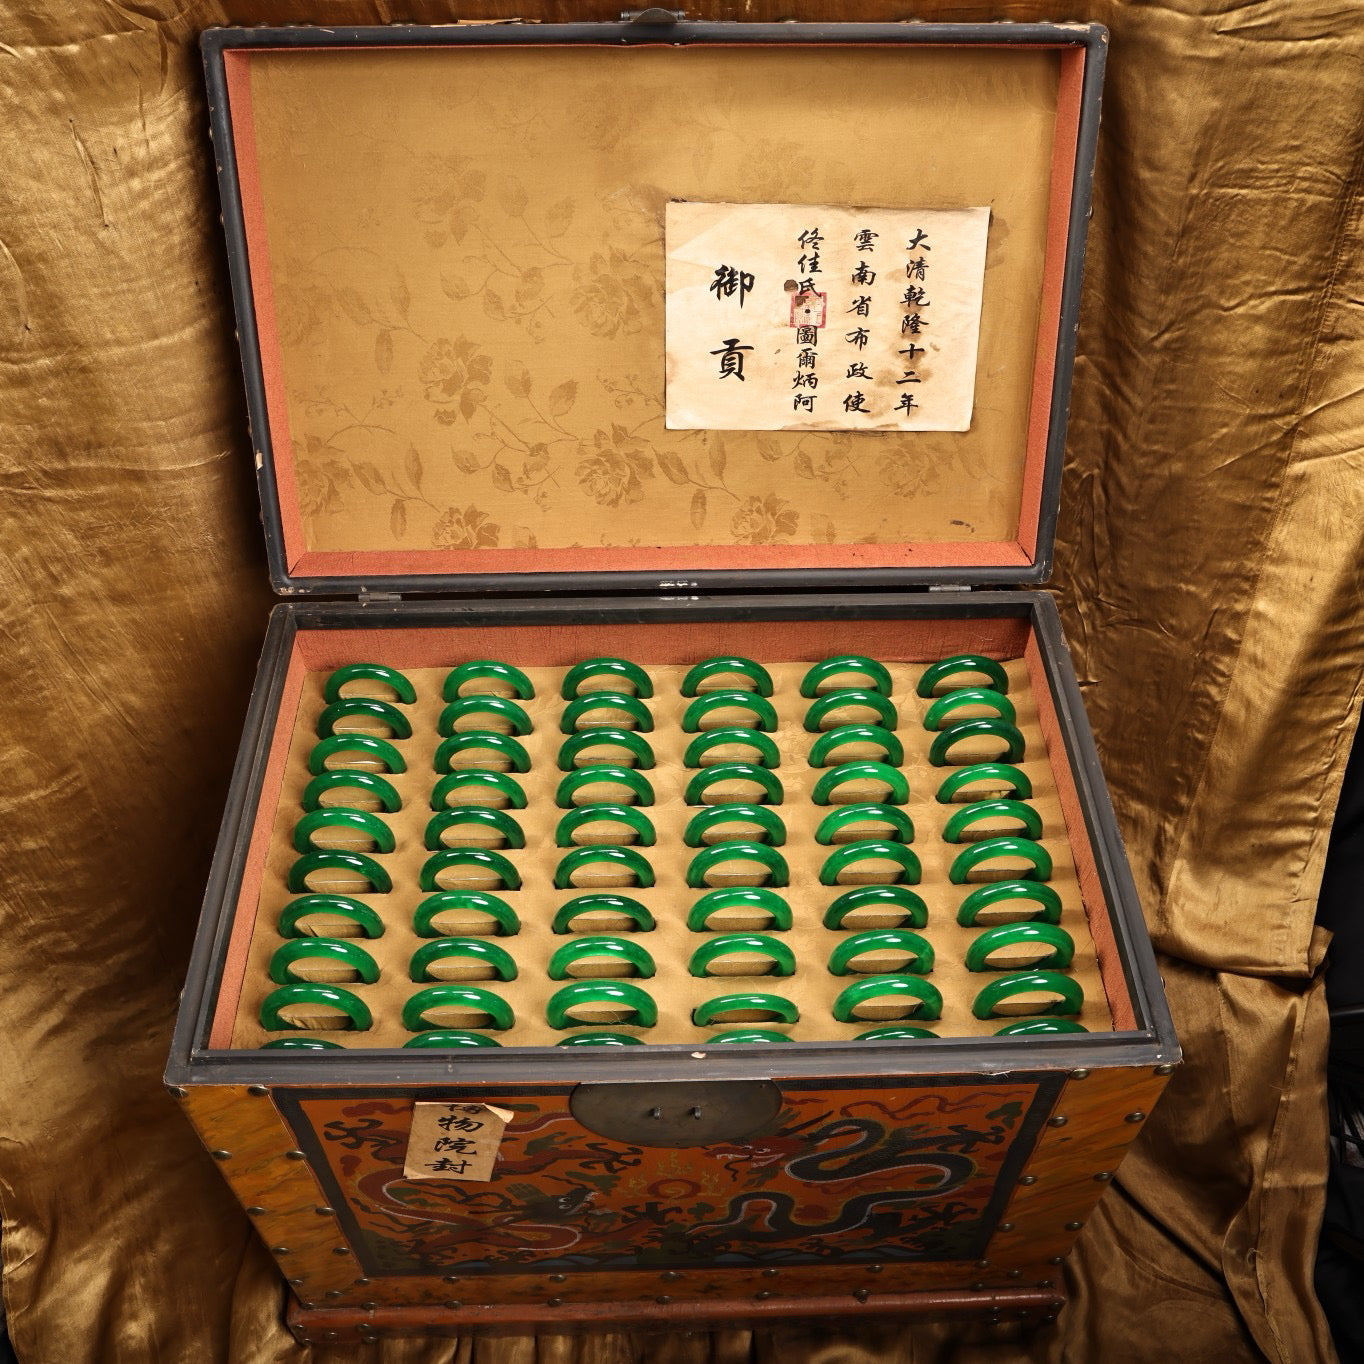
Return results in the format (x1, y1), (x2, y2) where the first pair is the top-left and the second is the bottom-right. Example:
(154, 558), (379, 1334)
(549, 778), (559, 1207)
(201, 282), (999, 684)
(204, 18), (1106, 597)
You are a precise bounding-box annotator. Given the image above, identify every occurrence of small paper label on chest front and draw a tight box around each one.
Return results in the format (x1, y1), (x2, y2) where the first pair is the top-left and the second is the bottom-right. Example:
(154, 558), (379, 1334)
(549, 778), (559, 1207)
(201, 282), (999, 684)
(665, 201), (990, 433)
(403, 1101), (514, 1181)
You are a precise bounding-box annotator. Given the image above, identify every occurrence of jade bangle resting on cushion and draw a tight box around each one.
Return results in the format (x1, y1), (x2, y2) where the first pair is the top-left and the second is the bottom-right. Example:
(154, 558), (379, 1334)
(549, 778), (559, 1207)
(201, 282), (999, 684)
(437, 695), (533, 737)
(435, 731), (532, 774)
(686, 887), (793, 932)
(856, 1024), (939, 1042)
(419, 848), (521, 892)
(553, 845), (656, 889)
(555, 765), (654, 807)
(561, 657), (653, 700)
(555, 804), (656, 847)
(811, 761), (909, 806)
(957, 880), (1064, 926)
(683, 804), (786, 847)
(936, 762), (1033, 804)
(823, 884), (929, 930)
(287, 850), (392, 895)
(404, 1030), (502, 1048)
(293, 808), (395, 855)
(709, 1029), (791, 1044)
(686, 841), (789, 888)
(261, 1037), (344, 1051)
(685, 763), (784, 806)
(278, 894), (385, 940)
(971, 970), (1084, 1019)
(680, 656), (773, 697)
(303, 769), (402, 814)
(819, 840), (922, 886)
(941, 798), (1042, 843)
(808, 723), (904, 769)
(804, 689), (898, 733)
(409, 936), (519, 983)
(922, 687), (1017, 732)
(443, 660), (535, 701)
(558, 728), (655, 771)
(948, 835), (1052, 885)
(547, 980), (657, 1029)
(552, 893), (656, 934)
(681, 690), (779, 734)
(683, 727), (781, 770)
(832, 975), (943, 1022)
(689, 933), (796, 978)
(928, 718), (1027, 767)
(316, 697), (412, 740)
(260, 983), (372, 1032)
(693, 993), (798, 1026)
(425, 807), (525, 850)
(556, 1031), (644, 1047)
(413, 890), (520, 938)
(815, 803), (914, 846)
(916, 653), (1010, 697)
(268, 938), (381, 985)
(403, 985), (516, 1032)
(560, 691), (653, 734)
(547, 935), (656, 980)
(800, 655), (894, 698)
(323, 663), (416, 705)
(431, 770), (527, 810)
(965, 921), (1075, 972)
(828, 929), (934, 976)
(308, 733), (406, 775)
(994, 1018), (1089, 1036)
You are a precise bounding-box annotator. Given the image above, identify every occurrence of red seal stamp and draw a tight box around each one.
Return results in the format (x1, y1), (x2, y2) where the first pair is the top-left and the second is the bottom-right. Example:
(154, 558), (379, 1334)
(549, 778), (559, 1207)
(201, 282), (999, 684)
(790, 291), (827, 328)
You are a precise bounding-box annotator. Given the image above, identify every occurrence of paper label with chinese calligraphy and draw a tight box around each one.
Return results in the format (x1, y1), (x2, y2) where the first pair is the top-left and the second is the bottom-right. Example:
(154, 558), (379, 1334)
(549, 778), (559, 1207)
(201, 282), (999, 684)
(665, 202), (990, 433)
(403, 1101), (514, 1182)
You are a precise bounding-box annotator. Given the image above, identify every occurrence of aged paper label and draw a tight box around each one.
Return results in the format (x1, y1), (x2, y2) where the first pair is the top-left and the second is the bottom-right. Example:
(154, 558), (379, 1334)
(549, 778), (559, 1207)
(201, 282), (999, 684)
(665, 201), (990, 433)
(403, 1101), (514, 1182)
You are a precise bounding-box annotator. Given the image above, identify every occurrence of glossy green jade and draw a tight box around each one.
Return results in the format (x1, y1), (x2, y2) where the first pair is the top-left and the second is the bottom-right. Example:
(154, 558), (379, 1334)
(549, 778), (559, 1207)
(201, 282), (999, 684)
(815, 803), (914, 846)
(424, 807), (526, 850)
(832, 975), (943, 1023)
(443, 660), (535, 701)
(808, 723), (904, 768)
(957, 880), (1063, 926)
(681, 690), (779, 734)
(828, 929), (934, 976)
(553, 845), (656, 889)
(709, 1029), (792, 1044)
(260, 983), (373, 1032)
(820, 841), (922, 886)
(547, 936), (657, 980)
(323, 663), (416, 705)
(556, 1031), (644, 1046)
(403, 984), (516, 1032)
(555, 804), (656, 847)
(972, 970), (1084, 1019)
(412, 891), (520, 938)
(680, 656), (774, 697)
(687, 887), (793, 932)
(916, 653), (1010, 697)
(437, 695), (533, 737)
(941, 799), (1042, 843)
(685, 763), (784, 806)
(994, 1018), (1089, 1036)
(404, 1030), (502, 1048)
(555, 765), (655, 807)
(268, 938), (381, 985)
(800, 655), (894, 698)
(683, 804), (786, 847)
(811, 761), (909, 806)
(561, 657), (653, 700)
(804, 689), (898, 732)
(431, 770), (528, 810)
(278, 894), (385, 940)
(547, 980), (657, 1029)
(693, 993), (799, 1026)
(823, 885), (929, 930)
(689, 933), (796, 978)
(928, 718), (1027, 767)
(419, 848), (521, 891)
(261, 1037), (344, 1050)
(303, 769), (402, 814)
(308, 733), (407, 775)
(686, 841), (789, 888)
(316, 697), (412, 740)
(552, 893), (656, 934)
(855, 1024), (939, 1041)
(293, 808), (396, 855)
(560, 691), (654, 733)
(434, 731), (532, 774)
(409, 937), (519, 982)
(922, 687), (1017, 732)
(965, 922), (1075, 972)
(286, 850), (392, 895)
(936, 762), (1033, 803)
(558, 728), (655, 771)
(948, 836), (1052, 885)
(683, 727), (781, 770)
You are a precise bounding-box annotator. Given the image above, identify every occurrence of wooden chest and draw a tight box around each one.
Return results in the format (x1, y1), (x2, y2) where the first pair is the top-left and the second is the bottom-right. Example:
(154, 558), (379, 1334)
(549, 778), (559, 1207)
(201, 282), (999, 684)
(167, 18), (1179, 1345)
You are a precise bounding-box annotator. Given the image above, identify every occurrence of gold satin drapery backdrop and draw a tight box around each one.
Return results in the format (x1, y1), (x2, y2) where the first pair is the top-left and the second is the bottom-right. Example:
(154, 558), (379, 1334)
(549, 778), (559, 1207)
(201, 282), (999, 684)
(0, 2), (1358, 1361)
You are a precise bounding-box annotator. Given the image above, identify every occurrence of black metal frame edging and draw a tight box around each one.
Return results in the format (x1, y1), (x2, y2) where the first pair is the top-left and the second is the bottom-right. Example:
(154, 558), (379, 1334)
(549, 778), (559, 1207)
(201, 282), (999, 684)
(166, 589), (1179, 1091)
(200, 19), (1108, 599)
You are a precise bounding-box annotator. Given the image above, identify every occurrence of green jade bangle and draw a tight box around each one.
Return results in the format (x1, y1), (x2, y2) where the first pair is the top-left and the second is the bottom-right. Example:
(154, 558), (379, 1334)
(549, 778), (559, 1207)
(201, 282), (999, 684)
(444, 660), (534, 702)
(832, 975), (943, 1023)
(957, 880), (1063, 926)
(694, 993), (798, 1027)
(994, 1018), (1089, 1036)
(815, 804), (914, 846)
(949, 836), (1052, 885)
(269, 938), (381, 985)
(687, 887), (792, 932)
(287, 850), (392, 895)
(929, 718), (1027, 767)
(965, 921), (1075, 972)
(556, 805), (656, 847)
(278, 894), (385, 940)
(681, 690), (779, 734)
(556, 1031), (644, 1047)
(684, 804), (786, 847)
(425, 807), (525, 850)
(820, 841), (922, 886)
(260, 983), (373, 1032)
(804, 689), (898, 733)
(547, 980), (657, 1029)
(561, 658), (653, 700)
(710, 1029), (791, 1044)
(800, 655), (894, 698)
(942, 799), (1042, 844)
(413, 891), (520, 938)
(923, 687), (1017, 732)
(261, 1037), (344, 1051)
(548, 936), (656, 980)
(556, 765), (654, 807)
(936, 762), (1033, 804)
(828, 929), (934, 976)
(687, 841), (789, 888)
(808, 724), (904, 769)
(409, 937), (519, 982)
(689, 933), (796, 978)
(405, 1031), (502, 1048)
(323, 663), (416, 705)
(811, 762), (909, 807)
(856, 1024), (939, 1041)
(685, 763), (784, 806)
(316, 697), (412, 741)
(972, 970), (1084, 1020)
(438, 695), (533, 737)
(823, 885), (929, 930)
(560, 692), (653, 734)
(558, 728), (655, 771)
(916, 654), (1010, 697)
(553, 893), (656, 934)
(308, 734), (406, 775)
(684, 727), (781, 770)
(435, 731), (532, 774)
(303, 770), (402, 814)
(293, 808), (395, 855)
(554, 845), (656, 889)
(420, 848), (521, 892)
(404, 985), (516, 1032)
(680, 656), (774, 697)
(431, 770), (527, 810)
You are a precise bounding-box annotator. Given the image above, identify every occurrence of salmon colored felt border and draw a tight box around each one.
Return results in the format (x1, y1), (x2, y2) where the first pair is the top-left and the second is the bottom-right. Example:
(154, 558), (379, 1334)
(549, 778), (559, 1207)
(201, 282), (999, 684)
(223, 42), (1086, 584)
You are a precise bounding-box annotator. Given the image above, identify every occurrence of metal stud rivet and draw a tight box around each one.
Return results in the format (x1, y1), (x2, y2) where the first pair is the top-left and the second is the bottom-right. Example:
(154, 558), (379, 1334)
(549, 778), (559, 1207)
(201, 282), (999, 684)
(1048, 1256), (1064, 1265)
(1094, 1171), (1113, 1182)
(331, 1246), (350, 1256)
(362, 1302), (376, 1311)
(975, 1259), (990, 1269)
(287, 1278), (304, 1286)
(247, 1085), (270, 1097)
(355, 1278), (371, 1286)
(761, 1268), (777, 1279)
(1007, 1269), (1022, 1279)
(325, 1290), (343, 1299)
(1125, 1111), (1146, 1123)
(656, 1295), (672, 1305)
(853, 1288), (870, 1303)
(1069, 1069), (1090, 1080)
(1065, 1221), (1082, 1231)
(284, 1150), (307, 1161)
(324, 1332), (337, 1340)
(550, 1274), (567, 1283)
(754, 1291), (773, 1301)
(1042, 1315), (1057, 1325)
(245, 1207), (266, 1216)
(971, 1281), (987, 1292)
(1047, 1115), (1068, 1128)
(445, 1300), (463, 1310)
(443, 1275), (460, 1284)
(1019, 1175), (1037, 1185)
(1036, 1280), (1054, 1290)
(210, 1150), (232, 1161)
(999, 1222), (1015, 1232)
(662, 1271), (682, 1282)
(547, 1297), (563, 1307)
(314, 1206), (336, 1216)
(1154, 1063), (1175, 1075)
(868, 1264), (883, 1273)
(167, 1085), (188, 1098)
(300, 1302), (315, 1310)
(270, 1246), (290, 1255)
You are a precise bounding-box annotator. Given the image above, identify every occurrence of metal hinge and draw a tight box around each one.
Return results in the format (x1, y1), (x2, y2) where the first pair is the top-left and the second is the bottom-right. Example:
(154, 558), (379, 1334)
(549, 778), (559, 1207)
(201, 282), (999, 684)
(357, 588), (401, 605)
(623, 8), (686, 24)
